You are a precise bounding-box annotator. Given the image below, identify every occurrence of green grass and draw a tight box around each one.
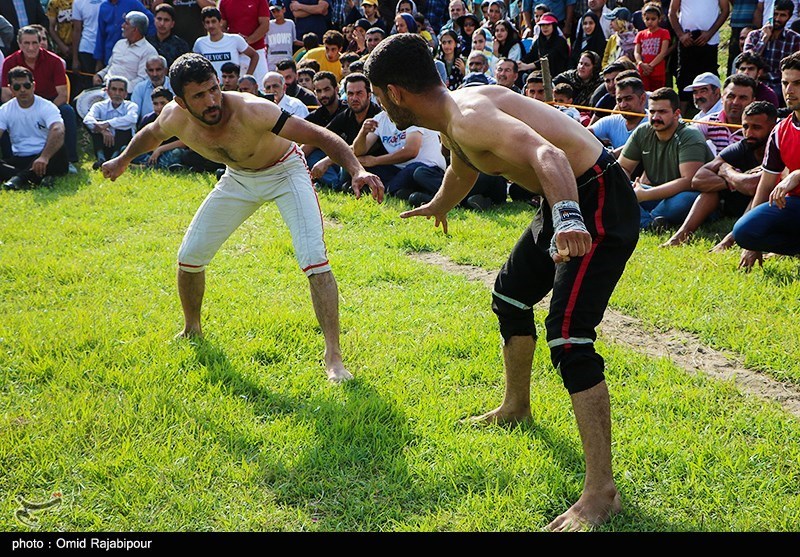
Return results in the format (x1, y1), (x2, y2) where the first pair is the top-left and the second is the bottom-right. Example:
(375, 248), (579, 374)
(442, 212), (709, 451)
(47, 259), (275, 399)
(1, 165), (799, 532)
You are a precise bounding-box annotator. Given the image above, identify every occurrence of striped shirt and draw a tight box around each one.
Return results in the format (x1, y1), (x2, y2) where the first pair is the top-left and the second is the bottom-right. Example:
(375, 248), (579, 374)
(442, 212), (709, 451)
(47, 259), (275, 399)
(694, 110), (744, 156)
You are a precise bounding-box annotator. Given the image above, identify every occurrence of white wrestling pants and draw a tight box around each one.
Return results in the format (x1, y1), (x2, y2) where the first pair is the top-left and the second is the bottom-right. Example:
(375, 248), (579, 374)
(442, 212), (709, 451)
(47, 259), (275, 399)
(177, 144), (330, 276)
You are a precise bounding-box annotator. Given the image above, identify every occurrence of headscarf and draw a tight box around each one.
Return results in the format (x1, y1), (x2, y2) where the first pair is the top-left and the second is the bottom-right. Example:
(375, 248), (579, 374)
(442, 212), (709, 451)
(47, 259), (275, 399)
(399, 12), (418, 34)
(571, 11), (607, 68)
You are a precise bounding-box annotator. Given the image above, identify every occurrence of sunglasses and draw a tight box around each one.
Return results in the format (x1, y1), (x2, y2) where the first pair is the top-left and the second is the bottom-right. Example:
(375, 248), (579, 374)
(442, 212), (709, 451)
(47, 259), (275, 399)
(11, 82), (33, 91)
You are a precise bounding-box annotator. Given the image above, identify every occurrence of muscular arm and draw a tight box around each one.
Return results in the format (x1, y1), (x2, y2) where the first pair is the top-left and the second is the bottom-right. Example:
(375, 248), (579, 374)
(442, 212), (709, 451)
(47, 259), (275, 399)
(247, 17), (270, 45)
(636, 160), (705, 201)
(718, 164), (761, 196)
(691, 156), (727, 192)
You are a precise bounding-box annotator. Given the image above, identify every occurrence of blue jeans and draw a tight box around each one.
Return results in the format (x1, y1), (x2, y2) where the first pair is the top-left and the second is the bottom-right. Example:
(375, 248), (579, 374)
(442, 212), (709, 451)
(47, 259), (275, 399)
(305, 148), (341, 189)
(733, 196), (800, 255)
(385, 162), (444, 196)
(639, 189), (700, 228)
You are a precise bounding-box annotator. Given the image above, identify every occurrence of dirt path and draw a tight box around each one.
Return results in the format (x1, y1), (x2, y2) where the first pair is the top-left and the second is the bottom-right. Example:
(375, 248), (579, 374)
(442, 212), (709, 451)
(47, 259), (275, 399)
(410, 252), (800, 419)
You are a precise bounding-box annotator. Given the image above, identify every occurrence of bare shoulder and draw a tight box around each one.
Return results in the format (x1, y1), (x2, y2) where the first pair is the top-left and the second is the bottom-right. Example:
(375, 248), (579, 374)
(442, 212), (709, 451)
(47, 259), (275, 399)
(230, 91), (282, 130)
(448, 86), (542, 144)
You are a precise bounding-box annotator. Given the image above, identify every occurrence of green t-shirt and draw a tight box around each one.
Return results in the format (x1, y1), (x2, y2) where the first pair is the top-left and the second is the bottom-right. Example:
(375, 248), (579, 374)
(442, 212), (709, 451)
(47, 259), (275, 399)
(621, 121), (712, 186)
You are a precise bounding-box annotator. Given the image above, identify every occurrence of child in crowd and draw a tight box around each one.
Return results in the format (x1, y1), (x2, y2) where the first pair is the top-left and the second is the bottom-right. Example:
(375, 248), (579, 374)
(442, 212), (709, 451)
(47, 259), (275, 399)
(552, 82), (584, 124)
(633, 3), (670, 91)
(293, 33), (319, 63)
(602, 7), (637, 68)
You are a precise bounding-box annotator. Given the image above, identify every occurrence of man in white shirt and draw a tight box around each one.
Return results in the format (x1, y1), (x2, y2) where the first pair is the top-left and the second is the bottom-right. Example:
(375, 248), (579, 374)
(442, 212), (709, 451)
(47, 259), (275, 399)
(192, 6), (258, 80)
(130, 54), (172, 123)
(83, 76), (139, 168)
(94, 11), (159, 94)
(352, 110), (447, 206)
(71, 0), (103, 75)
(261, 71), (309, 117)
(266, 0), (296, 71)
(0, 66), (66, 189)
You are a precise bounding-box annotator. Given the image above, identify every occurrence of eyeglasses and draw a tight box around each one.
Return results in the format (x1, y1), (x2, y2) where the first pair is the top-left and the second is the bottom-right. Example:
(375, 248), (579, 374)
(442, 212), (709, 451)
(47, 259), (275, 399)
(11, 82), (33, 91)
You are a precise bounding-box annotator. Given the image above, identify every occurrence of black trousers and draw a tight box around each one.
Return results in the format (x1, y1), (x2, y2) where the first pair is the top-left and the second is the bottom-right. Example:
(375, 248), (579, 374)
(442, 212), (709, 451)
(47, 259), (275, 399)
(677, 36), (720, 102)
(491, 150), (640, 394)
(0, 146), (68, 185)
(91, 129), (133, 161)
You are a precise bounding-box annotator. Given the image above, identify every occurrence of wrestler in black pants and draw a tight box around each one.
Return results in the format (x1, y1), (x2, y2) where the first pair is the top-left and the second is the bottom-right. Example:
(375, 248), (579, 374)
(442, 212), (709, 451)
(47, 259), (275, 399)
(491, 150), (640, 395)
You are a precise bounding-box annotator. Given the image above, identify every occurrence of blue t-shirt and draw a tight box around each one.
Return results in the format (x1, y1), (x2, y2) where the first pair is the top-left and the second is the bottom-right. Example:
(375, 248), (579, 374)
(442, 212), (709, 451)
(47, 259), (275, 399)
(590, 113), (646, 149)
(523, 0), (575, 23)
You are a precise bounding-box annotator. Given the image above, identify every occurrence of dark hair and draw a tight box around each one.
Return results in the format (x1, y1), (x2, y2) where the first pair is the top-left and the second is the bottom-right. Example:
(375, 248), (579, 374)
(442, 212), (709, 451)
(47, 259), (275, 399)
(344, 71), (371, 92)
(366, 27), (386, 37)
(734, 51), (766, 71)
(154, 3), (176, 19)
(220, 61), (241, 75)
(340, 52), (361, 65)
(169, 53), (217, 98)
(775, 0), (794, 14)
(7, 66), (33, 83)
(615, 76), (645, 96)
(780, 50), (800, 73)
(302, 32), (320, 50)
(151, 85), (174, 101)
(298, 58), (320, 72)
(497, 57), (519, 73)
(642, 3), (662, 17)
(201, 6), (222, 21)
(437, 29), (462, 59)
(723, 73), (757, 98)
(297, 67), (316, 80)
(238, 74), (259, 86)
(602, 61), (627, 75)
(743, 100), (778, 120)
(313, 70), (338, 88)
(494, 19), (525, 59)
(16, 25), (40, 43)
(276, 59), (297, 72)
(553, 82), (574, 98)
(365, 33), (442, 93)
(322, 30), (346, 49)
(579, 50), (601, 75)
(526, 71), (544, 84)
(349, 60), (365, 73)
(649, 86), (679, 110)
(615, 68), (641, 81)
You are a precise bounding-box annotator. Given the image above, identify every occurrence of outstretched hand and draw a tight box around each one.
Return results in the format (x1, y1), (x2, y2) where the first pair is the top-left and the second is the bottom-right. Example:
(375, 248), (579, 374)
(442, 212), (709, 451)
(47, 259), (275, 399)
(400, 202), (449, 234)
(351, 170), (385, 203)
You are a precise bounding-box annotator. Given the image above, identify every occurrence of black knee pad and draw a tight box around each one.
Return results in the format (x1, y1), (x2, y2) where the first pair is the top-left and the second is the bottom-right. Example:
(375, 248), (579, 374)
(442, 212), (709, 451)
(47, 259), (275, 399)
(550, 345), (605, 394)
(492, 290), (536, 343)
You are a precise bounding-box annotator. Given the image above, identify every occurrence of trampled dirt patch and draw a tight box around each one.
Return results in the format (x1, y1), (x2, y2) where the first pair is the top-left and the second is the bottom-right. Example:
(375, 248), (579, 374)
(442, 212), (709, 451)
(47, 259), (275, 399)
(410, 251), (800, 419)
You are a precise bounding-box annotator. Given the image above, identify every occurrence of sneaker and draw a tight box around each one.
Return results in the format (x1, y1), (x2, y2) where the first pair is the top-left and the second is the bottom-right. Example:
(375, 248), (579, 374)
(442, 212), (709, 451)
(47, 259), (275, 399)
(466, 194), (492, 211)
(392, 188), (414, 200)
(68, 163), (78, 174)
(648, 216), (669, 233)
(2, 175), (31, 190)
(168, 163), (189, 173)
(408, 191), (433, 208)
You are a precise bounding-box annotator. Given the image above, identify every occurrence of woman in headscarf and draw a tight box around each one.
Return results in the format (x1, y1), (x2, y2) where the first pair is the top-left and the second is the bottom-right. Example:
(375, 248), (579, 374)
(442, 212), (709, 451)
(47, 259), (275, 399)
(436, 29), (466, 90)
(518, 13), (569, 78)
(456, 12), (480, 57)
(570, 11), (607, 69)
(553, 50), (603, 114)
(492, 18), (525, 61)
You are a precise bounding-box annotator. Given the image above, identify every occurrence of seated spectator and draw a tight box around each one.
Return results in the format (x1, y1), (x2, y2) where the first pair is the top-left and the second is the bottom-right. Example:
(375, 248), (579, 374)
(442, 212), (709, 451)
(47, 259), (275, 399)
(523, 71), (545, 100)
(493, 19), (526, 63)
(130, 54), (172, 124)
(83, 76), (138, 169)
(464, 50), (496, 83)
(455, 12), (478, 55)
(552, 82), (584, 123)
(132, 86), (186, 169)
(266, 1), (297, 72)
(602, 7), (636, 67)
(94, 11), (159, 94)
(683, 72), (722, 120)
(220, 61), (241, 91)
(147, 3), (190, 69)
(301, 29), (346, 81)
(733, 52), (781, 107)
(352, 109), (446, 206)
(261, 71), (309, 117)
(553, 50), (603, 116)
(275, 59), (317, 107)
(470, 27), (497, 77)
(518, 13), (569, 78)
(238, 74), (268, 97)
(304, 71), (346, 187)
(571, 11), (607, 70)
(618, 87), (712, 229)
(193, 7), (258, 81)
(306, 72), (383, 191)
(296, 66), (316, 91)
(0, 66), (67, 189)
(346, 18), (371, 56)
(293, 32), (319, 63)
(1, 25), (77, 173)
(340, 52), (360, 78)
(495, 57), (522, 93)
(733, 52), (800, 270)
(692, 74), (756, 156)
(588, 76), (648, 156)
(663, 100), (778, 248)
(588, 61), (628, 124)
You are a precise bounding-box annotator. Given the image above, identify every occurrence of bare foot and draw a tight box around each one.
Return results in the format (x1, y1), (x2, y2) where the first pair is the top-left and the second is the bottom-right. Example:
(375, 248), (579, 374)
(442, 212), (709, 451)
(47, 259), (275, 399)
(326, 361), (353, 384)
(462, 406), (531, 426)
(174, 328), (202, 340)
(545, 490), (622, 532)
(660, 230), (690, 247)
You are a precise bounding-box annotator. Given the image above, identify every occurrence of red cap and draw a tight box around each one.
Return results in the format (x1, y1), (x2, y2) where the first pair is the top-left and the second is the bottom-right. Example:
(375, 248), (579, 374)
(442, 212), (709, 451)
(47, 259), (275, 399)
(537, 14), (559, 25)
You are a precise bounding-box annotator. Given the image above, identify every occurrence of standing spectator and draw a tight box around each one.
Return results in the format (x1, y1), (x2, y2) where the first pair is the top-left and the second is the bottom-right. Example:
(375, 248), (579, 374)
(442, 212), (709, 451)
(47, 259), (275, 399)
(146, 3), (190, 69)
(2, 26), (78, 172)
(571, 10), (607, 68)
(668, 0), (730, 116)
(300, 29), (345, 80)
(288, 0), (330, 42)
(275, 58), (317, 106)
(422, 0), (449, 33)
(266, 0), (297, 71)
(261, 70), (309, 117)
(94, 0), (155, 66)
(359, 0), (386, 32)
(83, 76), (138, 169)
(71, 0), (103, 74)
(219, 0), (270, 86)
(0, 16), (14, 56)
(94, 11), (159, 94)
(728, 0), (764, 76)
(634, 3), (670, 91)
(602, 7), (637, 67)
(170, 0), (217, 47)
(733, 52), (800, 270)
(733, 51), (780, 106)
(219, 61), (240, 90)
(193, 6), (258, 80)
(130, 54), (172, 123)
(618, 86), (712, 229)
(0, 66), (66, 190)
(524, 0), (576, 38)
(743, 0), (800, 105)
(0, 0), (49, 53)
(46, 0), (74, 64)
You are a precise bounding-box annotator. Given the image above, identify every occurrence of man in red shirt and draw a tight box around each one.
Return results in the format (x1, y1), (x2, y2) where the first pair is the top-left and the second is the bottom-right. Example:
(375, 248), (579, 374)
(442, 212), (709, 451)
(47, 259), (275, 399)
(1, 26), (77, 171)
(219, 0), (270, 87)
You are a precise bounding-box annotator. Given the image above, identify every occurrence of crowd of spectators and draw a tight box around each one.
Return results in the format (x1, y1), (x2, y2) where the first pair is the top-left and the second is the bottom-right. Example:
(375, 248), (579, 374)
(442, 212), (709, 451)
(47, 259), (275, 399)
(2, 0), (800, 268)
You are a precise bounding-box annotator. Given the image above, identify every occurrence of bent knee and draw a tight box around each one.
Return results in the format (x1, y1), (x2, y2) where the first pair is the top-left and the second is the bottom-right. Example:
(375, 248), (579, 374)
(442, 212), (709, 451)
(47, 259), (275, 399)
(492, 289), (536, 341)
(550, 344), (605, 394)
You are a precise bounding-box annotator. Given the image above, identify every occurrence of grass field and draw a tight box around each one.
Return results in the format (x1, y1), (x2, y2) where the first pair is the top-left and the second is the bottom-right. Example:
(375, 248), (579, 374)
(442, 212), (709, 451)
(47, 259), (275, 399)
(1, 162), (799, 532)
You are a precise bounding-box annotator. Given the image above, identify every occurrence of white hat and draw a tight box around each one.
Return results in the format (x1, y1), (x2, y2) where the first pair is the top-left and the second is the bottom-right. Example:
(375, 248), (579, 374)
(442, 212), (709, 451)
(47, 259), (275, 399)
(682, 72), (721, 92)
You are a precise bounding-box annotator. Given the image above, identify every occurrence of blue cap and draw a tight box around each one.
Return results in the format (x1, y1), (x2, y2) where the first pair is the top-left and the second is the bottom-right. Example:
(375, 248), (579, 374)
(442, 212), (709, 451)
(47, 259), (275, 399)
(604, 7), (630, 21)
